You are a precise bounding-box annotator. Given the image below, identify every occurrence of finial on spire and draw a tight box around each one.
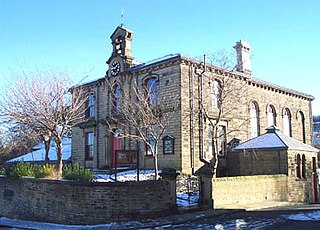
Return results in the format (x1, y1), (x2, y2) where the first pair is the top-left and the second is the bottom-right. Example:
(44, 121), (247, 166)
(120, 8), (124, 27)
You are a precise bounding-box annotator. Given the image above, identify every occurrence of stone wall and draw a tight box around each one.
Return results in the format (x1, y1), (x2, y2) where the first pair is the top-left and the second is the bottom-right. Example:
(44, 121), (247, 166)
(209, 175), (288, 208)
(0, 176), (176, 225)
(226, 150), (288, 176)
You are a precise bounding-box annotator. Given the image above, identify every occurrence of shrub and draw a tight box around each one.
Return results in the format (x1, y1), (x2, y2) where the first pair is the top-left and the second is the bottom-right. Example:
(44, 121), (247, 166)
(34, 164), (56, 179)
(6, 162), (35, 178)
(0, 167), (5, 175)
(63, 164), (94, 182)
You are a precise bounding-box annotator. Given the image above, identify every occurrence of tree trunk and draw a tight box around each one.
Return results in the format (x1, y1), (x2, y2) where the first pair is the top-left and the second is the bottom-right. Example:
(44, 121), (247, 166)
(56, 139), (63, 178)
(153, 147), (159, 179)
(212, 126), (219, 177)
(44, 139), (50, 165)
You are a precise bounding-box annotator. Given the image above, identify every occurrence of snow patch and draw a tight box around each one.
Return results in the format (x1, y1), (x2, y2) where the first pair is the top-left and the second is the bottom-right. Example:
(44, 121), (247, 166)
(94, 170), (157, 182)
(286, 211), (320, 221)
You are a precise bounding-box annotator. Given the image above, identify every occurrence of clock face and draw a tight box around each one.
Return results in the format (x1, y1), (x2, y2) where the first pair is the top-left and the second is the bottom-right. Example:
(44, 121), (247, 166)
(110, 60), (121, 76)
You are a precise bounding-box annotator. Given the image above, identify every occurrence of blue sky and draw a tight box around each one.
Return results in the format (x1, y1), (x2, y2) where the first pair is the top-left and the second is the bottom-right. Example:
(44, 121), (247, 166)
(0, 0), (320, 114)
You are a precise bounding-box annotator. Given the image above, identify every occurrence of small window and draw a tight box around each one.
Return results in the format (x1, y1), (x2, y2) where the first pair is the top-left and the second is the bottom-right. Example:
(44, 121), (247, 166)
(86, 94), (95, 118)
(85, 132), (94, 160)
(112, 84), (121, 113)
(146, 78), (158, 105)
(302, 154), (306, 179)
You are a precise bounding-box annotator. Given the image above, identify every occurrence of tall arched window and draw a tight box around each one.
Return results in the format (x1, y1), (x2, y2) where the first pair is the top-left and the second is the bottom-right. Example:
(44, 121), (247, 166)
(211, 80), (221, 108)
(299, 111), (306, 143)
(267, 104), (276, 127)
(146, 78), (158, 105)
(112, 84), (121, 113)
(250, 102), (259, 138)
(296, 154), (301, 179)
(283, 108), (292, 136)
(85, 93), (95, 118)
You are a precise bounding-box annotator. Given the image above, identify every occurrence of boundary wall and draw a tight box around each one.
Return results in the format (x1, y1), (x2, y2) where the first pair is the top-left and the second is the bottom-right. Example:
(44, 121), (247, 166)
(201, 174), (288, 209)
(0, 176), (176, 225)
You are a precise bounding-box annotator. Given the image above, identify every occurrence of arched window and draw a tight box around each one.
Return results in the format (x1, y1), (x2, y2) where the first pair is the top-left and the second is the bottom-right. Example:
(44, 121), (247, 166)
(299, 111), (306, 143)
(112, 84), (121, 113)
(85, 94), (95, 118)
(283, 108), (292, 137)
(302, 154), (306, 179)
(211, 80), (221, 108)
(267, 105), (276, 127)
(146, 78), (158, 105)
(250, 102), (259, 138)
(296, 154), (301, 179)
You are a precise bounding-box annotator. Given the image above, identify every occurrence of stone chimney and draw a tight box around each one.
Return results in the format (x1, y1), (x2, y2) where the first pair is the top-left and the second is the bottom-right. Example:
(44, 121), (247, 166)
(233, 40), (252, 76)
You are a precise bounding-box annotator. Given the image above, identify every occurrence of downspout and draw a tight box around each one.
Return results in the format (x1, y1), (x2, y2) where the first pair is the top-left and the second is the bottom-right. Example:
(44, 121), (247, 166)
(189, 64), (195, 174)
(198, 54), (208, 165)
(309, 99), (313, 146)
(96, 83), (100, 168)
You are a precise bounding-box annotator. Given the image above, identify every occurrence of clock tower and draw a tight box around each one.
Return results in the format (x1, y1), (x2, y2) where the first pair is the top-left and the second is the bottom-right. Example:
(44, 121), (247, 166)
(107, 26), (134, 77)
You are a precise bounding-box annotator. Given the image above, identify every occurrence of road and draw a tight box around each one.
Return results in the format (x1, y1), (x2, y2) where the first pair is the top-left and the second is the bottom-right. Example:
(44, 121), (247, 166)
(150, 206), (320, 229)
(1, 204), (320, 229)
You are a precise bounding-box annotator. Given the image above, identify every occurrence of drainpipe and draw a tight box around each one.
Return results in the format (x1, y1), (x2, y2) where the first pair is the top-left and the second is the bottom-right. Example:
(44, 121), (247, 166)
(96, 84), (100, 168)
(190, 64), (195, 174)
(198, 54), (208, 165)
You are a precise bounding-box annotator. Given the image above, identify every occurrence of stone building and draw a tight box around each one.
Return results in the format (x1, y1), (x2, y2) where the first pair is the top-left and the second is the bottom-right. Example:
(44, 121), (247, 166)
(228, 125), (319, 202)
(71, 25), (314, 175)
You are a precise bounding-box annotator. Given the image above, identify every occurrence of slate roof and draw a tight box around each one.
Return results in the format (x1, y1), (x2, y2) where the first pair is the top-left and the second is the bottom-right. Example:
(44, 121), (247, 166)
(128, 54), (180, 71)
(233, 126), (319, 152)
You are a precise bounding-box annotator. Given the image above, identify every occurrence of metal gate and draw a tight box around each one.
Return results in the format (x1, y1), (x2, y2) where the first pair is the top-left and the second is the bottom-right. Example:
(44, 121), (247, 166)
(176, 175), (201, 207)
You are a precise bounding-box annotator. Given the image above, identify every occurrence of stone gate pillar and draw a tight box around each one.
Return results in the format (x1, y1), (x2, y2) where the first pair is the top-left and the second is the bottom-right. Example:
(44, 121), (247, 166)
(160, 168), (180, 207)
(196, 166), (214, 209)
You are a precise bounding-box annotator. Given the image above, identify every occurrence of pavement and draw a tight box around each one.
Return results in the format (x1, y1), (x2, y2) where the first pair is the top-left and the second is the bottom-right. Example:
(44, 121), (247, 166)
(1, 202), (320, 229)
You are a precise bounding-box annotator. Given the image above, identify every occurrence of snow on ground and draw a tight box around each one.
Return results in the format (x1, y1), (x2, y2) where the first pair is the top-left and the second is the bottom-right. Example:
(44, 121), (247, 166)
(286, 210), (320, 221)
(94, 169), (156, 182)
(176, 192), (199, 207)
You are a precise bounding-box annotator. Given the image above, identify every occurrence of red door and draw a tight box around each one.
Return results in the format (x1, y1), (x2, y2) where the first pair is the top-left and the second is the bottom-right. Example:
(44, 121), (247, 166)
(111, 137), (122, 168)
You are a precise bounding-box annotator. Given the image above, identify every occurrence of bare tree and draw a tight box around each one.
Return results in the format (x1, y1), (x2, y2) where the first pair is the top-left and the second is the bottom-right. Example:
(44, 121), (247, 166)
(0, 126), (38, 165)
(198, 51), (249, 176)
(106, 76), (180, 179)
(0, 67), (87, 177)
